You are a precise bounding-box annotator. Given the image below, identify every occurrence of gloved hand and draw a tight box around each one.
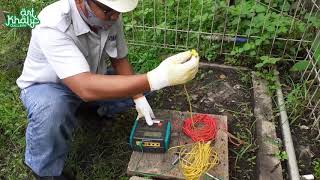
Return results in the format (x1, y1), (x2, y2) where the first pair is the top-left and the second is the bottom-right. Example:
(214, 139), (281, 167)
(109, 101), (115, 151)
(147, 50), (199, 91)
(134, 96), (155, 126)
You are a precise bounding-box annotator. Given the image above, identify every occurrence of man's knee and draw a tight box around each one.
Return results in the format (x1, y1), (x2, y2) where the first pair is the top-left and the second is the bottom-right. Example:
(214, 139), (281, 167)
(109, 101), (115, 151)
(32, 99), (78, 140)
(25, 99), (78, 176)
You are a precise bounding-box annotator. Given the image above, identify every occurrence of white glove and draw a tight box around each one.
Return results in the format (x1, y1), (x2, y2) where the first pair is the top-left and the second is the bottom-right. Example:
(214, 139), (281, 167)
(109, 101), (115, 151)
(134, 96), (155, 126)
(147, 50), (199, 91)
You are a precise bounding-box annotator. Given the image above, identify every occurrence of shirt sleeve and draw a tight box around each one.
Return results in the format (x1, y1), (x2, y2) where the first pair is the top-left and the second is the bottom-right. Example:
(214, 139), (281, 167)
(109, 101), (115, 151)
(35, 27), (90, 79)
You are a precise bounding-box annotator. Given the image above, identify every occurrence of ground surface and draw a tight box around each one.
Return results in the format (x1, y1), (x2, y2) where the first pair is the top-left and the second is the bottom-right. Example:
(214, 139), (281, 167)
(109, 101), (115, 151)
(65, 66), (256, 179)
(291, 119), (320, 176)
(279, 73), (320, 177)
(149, 66), (256, 179)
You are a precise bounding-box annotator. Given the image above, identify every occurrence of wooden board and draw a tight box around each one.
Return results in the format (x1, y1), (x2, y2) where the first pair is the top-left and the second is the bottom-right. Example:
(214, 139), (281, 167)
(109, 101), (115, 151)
(127, 110), (228, 180)
(252, 72), (283, 180)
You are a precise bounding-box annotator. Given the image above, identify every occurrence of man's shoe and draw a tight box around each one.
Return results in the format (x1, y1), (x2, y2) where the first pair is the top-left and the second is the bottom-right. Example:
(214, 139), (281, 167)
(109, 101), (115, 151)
(32, 172), (68, 180)
(33, 170), (77, 180)
(23, 161), (75, 180)
(35, 175), (67, 180)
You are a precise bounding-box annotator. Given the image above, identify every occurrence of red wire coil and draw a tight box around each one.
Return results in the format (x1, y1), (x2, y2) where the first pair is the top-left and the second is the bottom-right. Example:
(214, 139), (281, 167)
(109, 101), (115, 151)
(182, 114), (218, 142)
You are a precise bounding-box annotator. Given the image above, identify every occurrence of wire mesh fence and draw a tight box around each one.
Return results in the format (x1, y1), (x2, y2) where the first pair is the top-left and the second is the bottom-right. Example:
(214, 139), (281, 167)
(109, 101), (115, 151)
(123, 0), (319, 60)
(301, 35), (320, 139)
(123, 0), (320, 138)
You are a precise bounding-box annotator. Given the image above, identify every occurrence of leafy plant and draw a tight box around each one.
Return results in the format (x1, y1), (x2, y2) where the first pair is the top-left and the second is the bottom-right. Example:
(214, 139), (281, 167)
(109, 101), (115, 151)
(290, 60), (310, 72)
(275, 150), (288, 161)
(314, 159), (320, 178)
(255, 56), (281, 93)
(123, 0), (319, 69)
(255, 56), (280, 68)
(128, 47), (162, 73)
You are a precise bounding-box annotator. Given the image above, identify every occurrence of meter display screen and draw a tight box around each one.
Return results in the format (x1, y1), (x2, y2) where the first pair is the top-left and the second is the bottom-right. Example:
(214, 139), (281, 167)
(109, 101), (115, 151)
(144, 132), (162, 137)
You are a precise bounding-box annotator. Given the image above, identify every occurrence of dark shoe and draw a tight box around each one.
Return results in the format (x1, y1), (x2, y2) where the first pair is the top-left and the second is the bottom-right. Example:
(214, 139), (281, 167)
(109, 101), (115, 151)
(33, 172), (75, 180)
(34, 175), (67, 180)
(23, 161), (75, 180)
(31, 170), (64, 180)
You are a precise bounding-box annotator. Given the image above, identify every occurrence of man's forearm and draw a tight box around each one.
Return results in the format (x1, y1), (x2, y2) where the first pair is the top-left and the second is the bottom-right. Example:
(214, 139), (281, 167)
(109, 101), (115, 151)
(111, 57), (135, 75)
(111, 57), (144, 99)
(63, 72), (150, 101)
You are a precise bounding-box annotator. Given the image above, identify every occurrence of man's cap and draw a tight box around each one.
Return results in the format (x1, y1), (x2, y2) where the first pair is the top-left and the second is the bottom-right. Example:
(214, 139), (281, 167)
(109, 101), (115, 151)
(96, 0), (138, 13)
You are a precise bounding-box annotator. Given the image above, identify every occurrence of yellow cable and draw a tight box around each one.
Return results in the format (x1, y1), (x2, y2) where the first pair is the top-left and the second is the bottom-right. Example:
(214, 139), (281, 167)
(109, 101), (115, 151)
(184, 49), (199, 124)
(184, 84), (193, 121)
(174, 50), (219, 180)
(176, 142), (219, 180)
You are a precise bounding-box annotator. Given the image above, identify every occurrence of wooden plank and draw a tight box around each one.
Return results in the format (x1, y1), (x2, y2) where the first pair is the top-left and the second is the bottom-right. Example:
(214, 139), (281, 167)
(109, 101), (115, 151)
(129, 176), (150, 180)
(252, 72), (283, 180)
(127, 110), (228, 180)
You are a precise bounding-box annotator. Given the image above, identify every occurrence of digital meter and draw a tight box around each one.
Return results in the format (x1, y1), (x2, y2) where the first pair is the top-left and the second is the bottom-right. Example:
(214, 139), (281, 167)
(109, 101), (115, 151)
(129, 118), (171, 153)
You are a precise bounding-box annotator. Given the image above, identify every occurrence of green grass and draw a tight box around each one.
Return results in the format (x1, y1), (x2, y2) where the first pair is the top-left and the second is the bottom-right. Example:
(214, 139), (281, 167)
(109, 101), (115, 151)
(0, 28), (33, 180)
(285, 80), (309, 124)
(65, 112), (135, 179)
(0, 70), (30, 179)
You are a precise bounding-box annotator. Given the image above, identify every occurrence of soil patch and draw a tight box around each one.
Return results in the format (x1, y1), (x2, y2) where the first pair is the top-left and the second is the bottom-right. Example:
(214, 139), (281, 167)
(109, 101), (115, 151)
(149, 66), (256, 179)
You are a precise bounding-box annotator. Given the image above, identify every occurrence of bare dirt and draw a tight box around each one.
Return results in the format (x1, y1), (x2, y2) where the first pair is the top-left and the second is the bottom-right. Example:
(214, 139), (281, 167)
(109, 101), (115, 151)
(148, 66), (256, 179)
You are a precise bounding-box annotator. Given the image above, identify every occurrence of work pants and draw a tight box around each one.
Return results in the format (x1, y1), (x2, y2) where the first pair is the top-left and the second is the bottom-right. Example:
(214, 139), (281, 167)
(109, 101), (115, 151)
(20, 82), (145, 176)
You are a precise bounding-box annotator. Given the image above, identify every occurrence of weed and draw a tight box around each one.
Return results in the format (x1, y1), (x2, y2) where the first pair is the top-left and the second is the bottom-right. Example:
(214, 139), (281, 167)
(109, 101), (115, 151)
(229, 114), (256, 171)
(275, 150), (288, 161)
(255, 56), (281, 93)
(128, 47), (162, 73)
(314, 159), (320, 178)
(285, 81), (309, 124)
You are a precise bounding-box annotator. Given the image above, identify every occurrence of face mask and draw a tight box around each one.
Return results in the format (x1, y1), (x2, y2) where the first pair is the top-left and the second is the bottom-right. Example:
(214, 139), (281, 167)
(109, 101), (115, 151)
(78, 0), (115, 30)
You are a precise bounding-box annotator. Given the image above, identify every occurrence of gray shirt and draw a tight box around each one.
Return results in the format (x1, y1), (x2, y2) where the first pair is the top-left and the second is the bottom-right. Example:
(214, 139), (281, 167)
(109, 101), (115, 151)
(16, 0), (128, 89)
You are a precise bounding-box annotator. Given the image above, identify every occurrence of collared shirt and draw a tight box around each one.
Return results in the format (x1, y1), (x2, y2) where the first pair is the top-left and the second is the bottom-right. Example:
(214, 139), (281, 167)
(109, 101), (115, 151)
(16, 0), (128, 89)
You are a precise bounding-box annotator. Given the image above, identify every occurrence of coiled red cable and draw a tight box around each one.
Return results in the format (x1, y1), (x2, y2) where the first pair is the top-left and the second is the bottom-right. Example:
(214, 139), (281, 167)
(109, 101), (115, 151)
(183, 114), (218, 142)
